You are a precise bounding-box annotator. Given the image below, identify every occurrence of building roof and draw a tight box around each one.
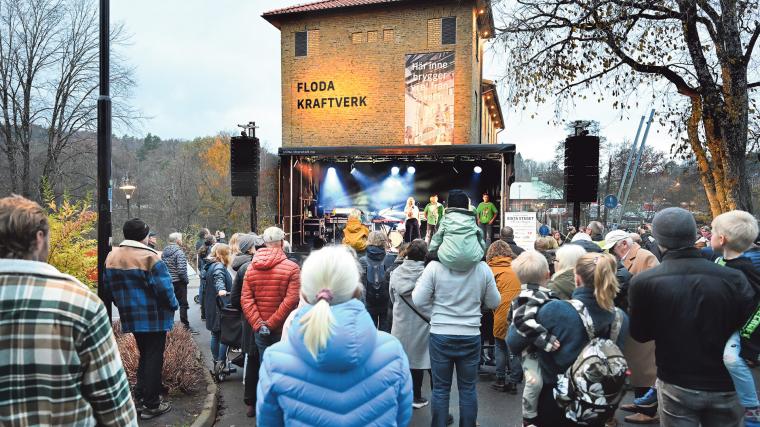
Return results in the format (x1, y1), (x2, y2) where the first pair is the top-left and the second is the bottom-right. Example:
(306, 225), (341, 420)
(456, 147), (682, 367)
(263, 0), (496, 36)
(482, 80), (504, 130)
(509, 178), (563, 200)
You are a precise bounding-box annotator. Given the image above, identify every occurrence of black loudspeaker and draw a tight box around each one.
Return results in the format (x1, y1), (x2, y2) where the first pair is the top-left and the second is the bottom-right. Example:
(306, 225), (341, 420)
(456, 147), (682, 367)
(564, 135), (600, 202)
(230, 136), (260, 197)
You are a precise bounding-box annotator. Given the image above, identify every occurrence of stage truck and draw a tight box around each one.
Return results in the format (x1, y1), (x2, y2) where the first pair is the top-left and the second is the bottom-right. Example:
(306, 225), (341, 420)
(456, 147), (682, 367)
(276, 144), (516, 251)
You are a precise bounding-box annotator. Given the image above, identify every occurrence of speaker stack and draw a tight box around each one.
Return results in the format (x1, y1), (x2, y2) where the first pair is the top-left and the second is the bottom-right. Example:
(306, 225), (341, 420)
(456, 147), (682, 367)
(230, 136), (260, 197)
(564, 135), (600, 203)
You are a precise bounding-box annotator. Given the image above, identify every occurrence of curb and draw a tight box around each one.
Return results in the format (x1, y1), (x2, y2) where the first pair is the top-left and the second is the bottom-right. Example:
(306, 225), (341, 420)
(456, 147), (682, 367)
(190, 352), (218, 427)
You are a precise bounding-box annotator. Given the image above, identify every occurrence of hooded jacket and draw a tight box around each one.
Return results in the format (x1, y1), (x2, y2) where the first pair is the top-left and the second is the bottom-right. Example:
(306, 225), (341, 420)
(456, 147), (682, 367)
(428, 208), (486, 271)
(390, 259), (430, 369)
(241, 247), (300, 333)
(548, 268), (575, 301)
(256, 299), (413, 427)
(488, 256), (522, 340)
(162, 244), (188, 285)
(230, 253), (255, 354)
(358, 246), (397, 308)
(343, 217), (369, 253)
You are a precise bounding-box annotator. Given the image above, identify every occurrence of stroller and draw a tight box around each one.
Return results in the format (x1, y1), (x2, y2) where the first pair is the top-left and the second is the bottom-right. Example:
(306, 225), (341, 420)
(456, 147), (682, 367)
(214, 298), (246, 382)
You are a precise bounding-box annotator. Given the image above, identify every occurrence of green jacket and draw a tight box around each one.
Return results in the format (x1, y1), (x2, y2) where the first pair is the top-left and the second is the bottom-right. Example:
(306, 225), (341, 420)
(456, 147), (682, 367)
(428, 208), (486, 271)
(423, 203), (445, 226)
(476, 202), (498, 224)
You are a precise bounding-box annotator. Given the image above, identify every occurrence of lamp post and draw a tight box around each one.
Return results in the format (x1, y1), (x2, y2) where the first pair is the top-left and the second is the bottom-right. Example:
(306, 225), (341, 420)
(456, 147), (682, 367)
(119, 181), (136, 218)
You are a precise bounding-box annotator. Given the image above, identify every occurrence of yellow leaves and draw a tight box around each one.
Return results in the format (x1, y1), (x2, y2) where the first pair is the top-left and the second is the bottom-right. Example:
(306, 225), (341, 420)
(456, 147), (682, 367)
(45, 195), (98, 289)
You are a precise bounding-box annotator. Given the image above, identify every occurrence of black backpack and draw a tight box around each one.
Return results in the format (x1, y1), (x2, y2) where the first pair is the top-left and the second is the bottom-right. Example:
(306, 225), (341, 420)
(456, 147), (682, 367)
(364, 258), (388, 307)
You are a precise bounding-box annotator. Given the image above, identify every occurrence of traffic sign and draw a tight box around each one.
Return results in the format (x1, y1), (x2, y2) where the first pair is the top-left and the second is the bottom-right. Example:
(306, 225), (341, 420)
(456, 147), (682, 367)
(604, 194), (618, 209)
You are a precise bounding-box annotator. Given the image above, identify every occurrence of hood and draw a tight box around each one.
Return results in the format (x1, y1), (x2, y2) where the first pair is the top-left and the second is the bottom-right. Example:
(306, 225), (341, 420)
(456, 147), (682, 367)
(288, 299), (377, 372)
(487, 256), (513, 269)
(232, 253), (253, 271)
(252, 247), (288, 270)
(391, 259), (425, 295)
(162, 244), (182, 259)
(549, 268), (576, 300)
(569, 240), (602, 253)
(366, 245), (387, 261)
(441, 208), (478, 235)
(345, 217), (364, 233)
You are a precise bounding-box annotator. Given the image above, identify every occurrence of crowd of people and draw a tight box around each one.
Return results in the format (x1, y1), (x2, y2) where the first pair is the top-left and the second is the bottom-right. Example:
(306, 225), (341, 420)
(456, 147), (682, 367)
(2, 192), (760, 427)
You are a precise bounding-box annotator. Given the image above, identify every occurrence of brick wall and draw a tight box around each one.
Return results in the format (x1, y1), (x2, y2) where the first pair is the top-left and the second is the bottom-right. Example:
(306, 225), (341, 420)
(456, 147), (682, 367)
(276, 2), (480, 147)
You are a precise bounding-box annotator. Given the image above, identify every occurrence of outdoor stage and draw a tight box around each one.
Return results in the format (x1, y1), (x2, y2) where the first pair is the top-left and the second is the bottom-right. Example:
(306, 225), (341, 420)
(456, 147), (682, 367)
(277, 144), (516, 249)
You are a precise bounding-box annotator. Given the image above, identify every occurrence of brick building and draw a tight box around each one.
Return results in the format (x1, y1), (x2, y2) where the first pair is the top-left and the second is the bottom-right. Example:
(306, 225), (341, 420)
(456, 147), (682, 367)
(263, 0), (504, 147)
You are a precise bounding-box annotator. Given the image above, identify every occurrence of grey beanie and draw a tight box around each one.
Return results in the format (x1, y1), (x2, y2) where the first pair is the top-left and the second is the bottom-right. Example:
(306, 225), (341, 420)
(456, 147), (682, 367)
(237, 234), (257, 255)
(652, 207), (697, 249)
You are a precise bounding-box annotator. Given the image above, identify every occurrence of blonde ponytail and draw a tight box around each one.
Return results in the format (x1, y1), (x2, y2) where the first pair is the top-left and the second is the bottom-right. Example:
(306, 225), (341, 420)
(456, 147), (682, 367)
(575, 253), (619, 312)
(299, 299), (335, 359)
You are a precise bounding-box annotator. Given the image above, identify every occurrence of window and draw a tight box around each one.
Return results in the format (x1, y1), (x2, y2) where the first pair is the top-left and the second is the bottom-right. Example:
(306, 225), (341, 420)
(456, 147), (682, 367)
(383, 28), (394, 42)
(351, 32), (364, 44)
(295, 31), (307, 57)
(442, 17), (456, 44)
(307, 29), (320, 55)
(367, 30), (378, 43)
(427, 19), (441, 46)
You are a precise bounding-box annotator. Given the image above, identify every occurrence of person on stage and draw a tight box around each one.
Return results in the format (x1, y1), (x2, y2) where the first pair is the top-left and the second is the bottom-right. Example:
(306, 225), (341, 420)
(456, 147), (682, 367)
(404, 197), (421, 243)
(476, 193), (498, 245)
(423, 194), (444, 244)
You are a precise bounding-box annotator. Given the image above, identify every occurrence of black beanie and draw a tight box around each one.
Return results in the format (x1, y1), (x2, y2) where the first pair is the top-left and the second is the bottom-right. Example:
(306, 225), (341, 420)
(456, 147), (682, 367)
(447, 190), (469, 209)
(652, 207), (696, 249)
(123, 218), (150, 242)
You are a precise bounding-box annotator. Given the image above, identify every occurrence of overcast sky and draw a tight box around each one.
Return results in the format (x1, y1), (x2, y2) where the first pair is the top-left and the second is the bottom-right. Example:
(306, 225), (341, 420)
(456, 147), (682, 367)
(111, 0), (677, 161)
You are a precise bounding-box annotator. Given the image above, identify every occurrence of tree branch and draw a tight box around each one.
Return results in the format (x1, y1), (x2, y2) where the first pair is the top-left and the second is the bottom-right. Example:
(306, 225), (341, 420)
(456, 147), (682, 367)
(746, 22), (760, 64)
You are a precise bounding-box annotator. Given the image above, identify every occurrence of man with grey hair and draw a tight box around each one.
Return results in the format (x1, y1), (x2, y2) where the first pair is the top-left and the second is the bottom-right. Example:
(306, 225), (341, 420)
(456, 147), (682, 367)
(586, 221), (605, 247)
(163, 232), (194, 333)
(500, 226), (525, 256)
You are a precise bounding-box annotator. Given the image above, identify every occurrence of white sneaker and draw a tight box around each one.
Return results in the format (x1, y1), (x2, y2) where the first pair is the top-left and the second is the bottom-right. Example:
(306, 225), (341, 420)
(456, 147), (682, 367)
(412, 398), (429, 409)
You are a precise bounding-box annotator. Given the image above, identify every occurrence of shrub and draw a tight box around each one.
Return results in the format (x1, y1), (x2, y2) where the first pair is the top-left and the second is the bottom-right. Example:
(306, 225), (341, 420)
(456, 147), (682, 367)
(44, 191), (98, 289)
(113, 322), (204, 395)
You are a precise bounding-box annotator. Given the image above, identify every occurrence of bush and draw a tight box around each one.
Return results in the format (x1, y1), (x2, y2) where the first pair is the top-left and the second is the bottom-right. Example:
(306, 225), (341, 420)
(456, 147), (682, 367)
(44, 192), (98, 289)
(113, 322), (204, 395)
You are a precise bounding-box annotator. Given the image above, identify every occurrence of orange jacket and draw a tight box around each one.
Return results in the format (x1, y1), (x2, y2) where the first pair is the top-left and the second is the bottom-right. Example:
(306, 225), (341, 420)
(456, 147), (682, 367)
(488, 256), (522, 340)
(241, 247), (301, 333)
(343, 217), (369, 253)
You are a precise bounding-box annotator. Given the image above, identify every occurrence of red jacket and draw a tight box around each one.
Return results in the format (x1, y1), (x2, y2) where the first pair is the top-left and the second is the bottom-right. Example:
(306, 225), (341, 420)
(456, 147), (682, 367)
(242, 247), (301, 333)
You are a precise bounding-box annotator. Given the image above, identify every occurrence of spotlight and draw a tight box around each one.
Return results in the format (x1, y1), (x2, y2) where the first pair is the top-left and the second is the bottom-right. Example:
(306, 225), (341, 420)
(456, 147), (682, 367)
(453, 166), (459, 174)
(350, 163), (356, 174)
(391, 166), (400, 175)
(474, 166), (482, 174)
(407, 166), (416, 174)
(328, 167), (336, 173)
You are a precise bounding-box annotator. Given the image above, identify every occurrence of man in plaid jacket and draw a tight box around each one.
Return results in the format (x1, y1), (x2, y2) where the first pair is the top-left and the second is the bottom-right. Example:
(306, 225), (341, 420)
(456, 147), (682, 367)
(105, 218), (178, 420)
(0, 195), (136, 426)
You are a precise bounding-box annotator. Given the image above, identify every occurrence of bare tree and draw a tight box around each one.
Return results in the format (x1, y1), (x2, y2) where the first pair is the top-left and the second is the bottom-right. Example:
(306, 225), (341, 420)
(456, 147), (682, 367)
(0, 0), (135, 199)
(495, 0), (760, 216)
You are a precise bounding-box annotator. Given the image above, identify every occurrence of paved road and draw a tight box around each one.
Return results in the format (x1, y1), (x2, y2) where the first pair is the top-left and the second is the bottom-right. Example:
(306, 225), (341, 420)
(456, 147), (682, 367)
(183, 279), (664, 427)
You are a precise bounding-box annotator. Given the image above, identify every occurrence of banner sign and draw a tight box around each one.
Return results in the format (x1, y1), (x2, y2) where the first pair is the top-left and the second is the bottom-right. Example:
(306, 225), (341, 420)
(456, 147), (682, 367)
(404, 51), (455, 145)
(503, 212), (538, 251)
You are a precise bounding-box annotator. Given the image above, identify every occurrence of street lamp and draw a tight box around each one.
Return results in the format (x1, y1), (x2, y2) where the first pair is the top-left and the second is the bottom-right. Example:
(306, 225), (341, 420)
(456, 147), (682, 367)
(119, 180), (136, 218)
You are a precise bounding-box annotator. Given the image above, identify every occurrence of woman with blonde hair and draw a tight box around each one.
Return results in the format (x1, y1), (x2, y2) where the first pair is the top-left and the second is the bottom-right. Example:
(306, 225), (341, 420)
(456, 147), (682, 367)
(507, 252), (629, 426)
(548, 244), (587, 300)
(203, 243), (234, 373)
(257, 246), (413, 426)
(404, 197), (421, 242)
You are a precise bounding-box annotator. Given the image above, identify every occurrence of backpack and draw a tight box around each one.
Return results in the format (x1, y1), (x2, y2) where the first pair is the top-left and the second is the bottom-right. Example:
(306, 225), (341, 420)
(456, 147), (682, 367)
(554, 300), (627, 426)
(364, 258), (387, 307)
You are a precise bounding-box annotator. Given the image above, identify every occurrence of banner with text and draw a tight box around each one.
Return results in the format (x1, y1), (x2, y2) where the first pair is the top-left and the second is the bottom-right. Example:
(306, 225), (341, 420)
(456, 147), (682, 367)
(503, 212), (538, 251)
(404, 51), (455, 145)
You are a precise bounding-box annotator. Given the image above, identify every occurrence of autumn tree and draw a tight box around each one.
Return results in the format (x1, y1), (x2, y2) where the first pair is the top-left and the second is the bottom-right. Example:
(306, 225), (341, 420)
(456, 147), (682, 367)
(495, 0), (759, 216)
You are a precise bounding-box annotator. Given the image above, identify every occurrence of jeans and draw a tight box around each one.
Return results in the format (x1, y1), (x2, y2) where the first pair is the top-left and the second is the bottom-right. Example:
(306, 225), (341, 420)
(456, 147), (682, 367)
(479, 223), (493, 245)
(210, 331), (228, 362)
(657, 378), (743, 427)
(429, 333), (480, 427)
(495, 339), (522, 382)
(367, 305), (391, 332)
(255, 331), (282, 364)
(173, 281), (189, 328)
(425, 223), (439, 243)
(411, 369), (432, 400)
(243, 353), (259, 406)
(133, 331), (167, 409)
(724, 331), (759, 408)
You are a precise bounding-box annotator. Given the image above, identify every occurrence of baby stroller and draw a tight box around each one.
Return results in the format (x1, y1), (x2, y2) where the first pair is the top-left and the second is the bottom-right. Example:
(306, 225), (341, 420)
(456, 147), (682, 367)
(214, 298), (245, 382)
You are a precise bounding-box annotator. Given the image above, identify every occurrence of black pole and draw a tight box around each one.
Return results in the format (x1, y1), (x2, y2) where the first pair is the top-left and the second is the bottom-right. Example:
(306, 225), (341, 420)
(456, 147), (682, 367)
(573, 201), (581, 229)
(97, 0), (112, 320)
(251, 196), (258, 233)
(126, 198), (130, 219)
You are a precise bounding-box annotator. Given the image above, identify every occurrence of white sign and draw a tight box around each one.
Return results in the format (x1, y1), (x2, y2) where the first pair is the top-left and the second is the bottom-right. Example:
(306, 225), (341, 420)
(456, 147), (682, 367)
(504, 212), (538, 251)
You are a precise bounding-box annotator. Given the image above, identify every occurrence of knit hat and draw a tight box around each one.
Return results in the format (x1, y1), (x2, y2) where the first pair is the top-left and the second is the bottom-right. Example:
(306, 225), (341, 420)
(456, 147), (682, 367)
(262, 227), (286, 243)
(652, 207), (697, 249)
(447, 189), (469, 209)
(123, 218), (150, 242)
(237, 234), (257, 254)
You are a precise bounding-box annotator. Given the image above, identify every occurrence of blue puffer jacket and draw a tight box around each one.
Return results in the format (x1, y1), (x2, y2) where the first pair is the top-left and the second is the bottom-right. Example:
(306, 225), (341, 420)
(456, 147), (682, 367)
(744, 247), (760, 272)
(257, 299), (413, 427)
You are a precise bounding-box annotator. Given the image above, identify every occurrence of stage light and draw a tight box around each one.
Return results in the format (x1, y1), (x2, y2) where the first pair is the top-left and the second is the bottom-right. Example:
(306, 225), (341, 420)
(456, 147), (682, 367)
(474, 166), (482, 174)
(350, 163), (356, 174)
(328, 167), (336, 174)
(407, 166), (416, 174)
(453, 166), (459, 174)
(391, 166), (400, 175)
